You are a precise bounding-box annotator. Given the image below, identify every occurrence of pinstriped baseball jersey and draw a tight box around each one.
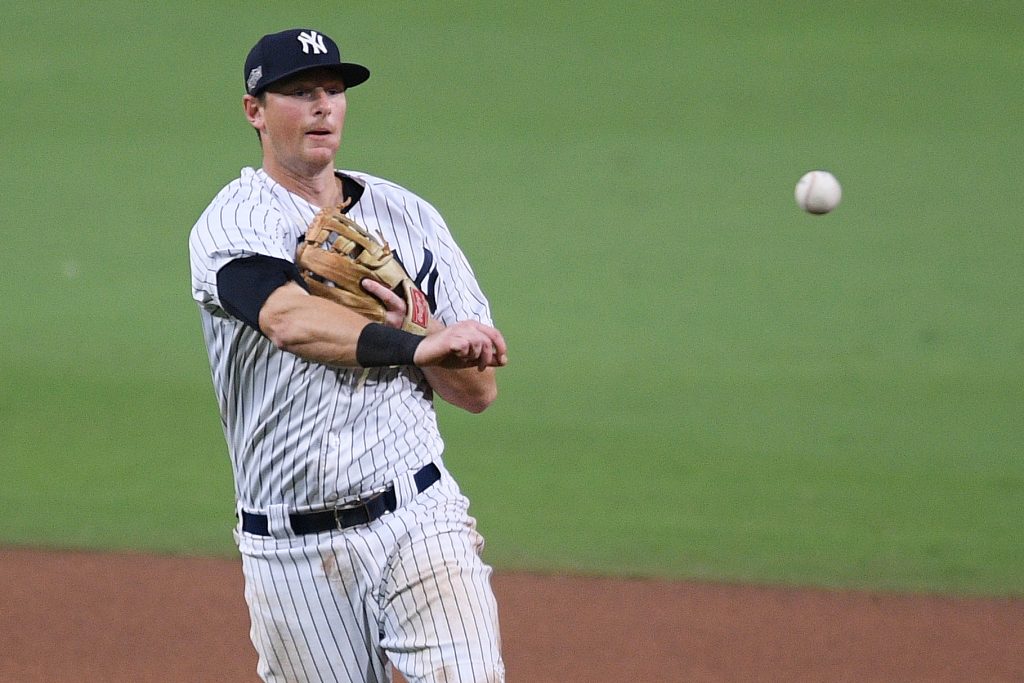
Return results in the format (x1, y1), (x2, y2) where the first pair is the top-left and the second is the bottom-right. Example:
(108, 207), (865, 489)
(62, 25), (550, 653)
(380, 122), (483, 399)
(189, 166), (493, 512)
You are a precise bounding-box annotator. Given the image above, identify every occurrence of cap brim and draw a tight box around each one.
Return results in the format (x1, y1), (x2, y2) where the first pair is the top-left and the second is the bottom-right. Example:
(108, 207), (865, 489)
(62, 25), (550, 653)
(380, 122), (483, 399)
(258, 62), (370, 93)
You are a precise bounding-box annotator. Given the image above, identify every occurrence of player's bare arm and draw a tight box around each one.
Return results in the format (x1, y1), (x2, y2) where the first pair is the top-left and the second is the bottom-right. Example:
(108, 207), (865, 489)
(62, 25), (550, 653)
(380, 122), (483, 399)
(260, 280), (507, 378)
(259, 281), (365, 364)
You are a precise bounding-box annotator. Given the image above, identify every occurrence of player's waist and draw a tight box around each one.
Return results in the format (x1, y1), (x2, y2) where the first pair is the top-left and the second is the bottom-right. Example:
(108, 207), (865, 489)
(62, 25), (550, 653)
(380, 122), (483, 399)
(239, 462), (441, 537)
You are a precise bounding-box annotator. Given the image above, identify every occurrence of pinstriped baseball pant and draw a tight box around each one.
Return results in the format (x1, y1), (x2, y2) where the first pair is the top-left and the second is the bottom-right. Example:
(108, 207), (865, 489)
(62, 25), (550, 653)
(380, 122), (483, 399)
(236, 473), (505, 683)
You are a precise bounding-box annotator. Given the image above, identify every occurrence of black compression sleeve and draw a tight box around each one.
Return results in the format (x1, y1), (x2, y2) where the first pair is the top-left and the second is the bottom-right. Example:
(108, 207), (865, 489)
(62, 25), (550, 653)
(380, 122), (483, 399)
(216, 255), (308, 332)
(356, 323), (424, 367)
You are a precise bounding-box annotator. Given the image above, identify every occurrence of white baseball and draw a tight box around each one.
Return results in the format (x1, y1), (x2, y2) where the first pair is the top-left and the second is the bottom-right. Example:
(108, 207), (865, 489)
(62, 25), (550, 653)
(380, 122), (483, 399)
(795, 170), (842, 214)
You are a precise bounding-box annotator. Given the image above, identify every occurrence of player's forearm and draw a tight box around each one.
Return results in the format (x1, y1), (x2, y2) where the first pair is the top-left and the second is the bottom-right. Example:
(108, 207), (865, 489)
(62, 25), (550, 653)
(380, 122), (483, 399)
(422, 365), (498, 414)
(261, 283), (507, 377)
(259, 282), (367, 366)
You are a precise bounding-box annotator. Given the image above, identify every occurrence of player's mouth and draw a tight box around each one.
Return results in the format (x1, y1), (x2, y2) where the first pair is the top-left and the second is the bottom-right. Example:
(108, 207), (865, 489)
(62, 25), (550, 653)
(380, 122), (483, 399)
(305, 128), (334, 139)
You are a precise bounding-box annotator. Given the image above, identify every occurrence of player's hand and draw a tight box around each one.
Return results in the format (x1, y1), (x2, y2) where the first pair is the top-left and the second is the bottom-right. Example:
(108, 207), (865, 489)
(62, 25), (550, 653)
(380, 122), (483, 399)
(414, 321), (508, 371)
(361, 278), (407, 329)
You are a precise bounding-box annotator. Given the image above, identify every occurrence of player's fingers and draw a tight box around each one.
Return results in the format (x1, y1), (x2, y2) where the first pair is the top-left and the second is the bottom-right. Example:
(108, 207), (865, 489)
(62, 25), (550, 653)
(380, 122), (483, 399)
(478, 344), (493, 371)
(467, 325), (505, 368)
(452, 333), (490, 370)
(468, 335), (492, 370)
(462, 335), (485, 360)
(464, 333), (495, 370)
(361, 279), (402, 308)
(447, 333), (475, 361)
(486, 328), (508, 365)
(361, 278), (406, 328)
(434, 321), (506, 369)
(464, 324), (506, 366)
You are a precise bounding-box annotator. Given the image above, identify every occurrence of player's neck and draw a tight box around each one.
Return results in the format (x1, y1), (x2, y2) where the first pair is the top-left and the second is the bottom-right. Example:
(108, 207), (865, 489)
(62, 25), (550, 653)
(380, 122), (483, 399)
(262, 158), (344, 208)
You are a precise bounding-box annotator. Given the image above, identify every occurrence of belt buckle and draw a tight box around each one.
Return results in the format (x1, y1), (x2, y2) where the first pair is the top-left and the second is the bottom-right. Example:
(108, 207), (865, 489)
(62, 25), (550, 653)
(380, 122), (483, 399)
(333, 486), (388, 527)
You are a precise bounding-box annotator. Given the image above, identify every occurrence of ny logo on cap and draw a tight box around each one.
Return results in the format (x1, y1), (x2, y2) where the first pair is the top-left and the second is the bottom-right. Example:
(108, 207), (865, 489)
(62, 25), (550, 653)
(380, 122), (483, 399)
(298, 30), (327, 55)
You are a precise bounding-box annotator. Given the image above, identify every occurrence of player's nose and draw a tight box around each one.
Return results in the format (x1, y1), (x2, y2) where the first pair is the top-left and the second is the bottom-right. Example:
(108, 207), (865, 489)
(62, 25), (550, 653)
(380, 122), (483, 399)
(311, 88), (332, 114)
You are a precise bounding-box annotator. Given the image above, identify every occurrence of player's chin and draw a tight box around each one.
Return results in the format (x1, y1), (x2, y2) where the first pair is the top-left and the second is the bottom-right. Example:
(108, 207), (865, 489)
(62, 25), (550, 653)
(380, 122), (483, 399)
(302, 142), (339, 166)
(304, 134), (339, 153)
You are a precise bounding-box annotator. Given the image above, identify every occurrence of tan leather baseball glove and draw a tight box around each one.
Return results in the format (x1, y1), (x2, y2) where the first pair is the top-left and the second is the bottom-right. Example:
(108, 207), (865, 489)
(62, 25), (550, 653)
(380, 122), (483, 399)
(295, 204), (429, 335)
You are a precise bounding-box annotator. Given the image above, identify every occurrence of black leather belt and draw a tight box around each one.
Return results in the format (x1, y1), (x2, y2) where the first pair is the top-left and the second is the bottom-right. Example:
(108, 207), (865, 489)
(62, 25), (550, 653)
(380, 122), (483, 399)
(241, 463), (441, 537)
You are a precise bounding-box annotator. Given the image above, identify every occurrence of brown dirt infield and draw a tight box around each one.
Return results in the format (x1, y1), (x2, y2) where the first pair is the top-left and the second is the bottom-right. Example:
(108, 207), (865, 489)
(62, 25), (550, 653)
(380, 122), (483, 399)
(1, 547), (1021, 682)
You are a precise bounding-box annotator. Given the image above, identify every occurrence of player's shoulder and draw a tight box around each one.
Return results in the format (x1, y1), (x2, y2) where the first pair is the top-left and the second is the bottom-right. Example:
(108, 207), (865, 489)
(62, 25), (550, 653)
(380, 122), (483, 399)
(343, 170), (436, 209)
(205, 167), (276, 210)
(343, 169), (450, 236)
(193, 169), (278, 230)
(189, 168), (290, 262)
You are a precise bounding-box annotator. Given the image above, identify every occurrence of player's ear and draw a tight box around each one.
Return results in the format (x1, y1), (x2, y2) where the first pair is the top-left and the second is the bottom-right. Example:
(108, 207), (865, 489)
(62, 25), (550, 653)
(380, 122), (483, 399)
(243, 94), (265, 133)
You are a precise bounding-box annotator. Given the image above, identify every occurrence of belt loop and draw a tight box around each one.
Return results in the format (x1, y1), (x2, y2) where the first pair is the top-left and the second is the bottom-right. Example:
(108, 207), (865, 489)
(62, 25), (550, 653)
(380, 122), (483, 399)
(392, 467), (419, 509)
(266, 504), (291, 538)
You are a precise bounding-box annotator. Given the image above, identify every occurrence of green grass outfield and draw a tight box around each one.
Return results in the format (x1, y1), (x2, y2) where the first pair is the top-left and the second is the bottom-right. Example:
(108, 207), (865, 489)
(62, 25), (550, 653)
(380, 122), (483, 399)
(2, 2), (1021, 596)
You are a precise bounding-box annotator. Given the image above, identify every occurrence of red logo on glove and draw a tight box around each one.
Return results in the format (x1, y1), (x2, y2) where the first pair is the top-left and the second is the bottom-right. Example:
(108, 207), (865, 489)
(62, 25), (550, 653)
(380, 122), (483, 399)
(410, 288), (429, 329)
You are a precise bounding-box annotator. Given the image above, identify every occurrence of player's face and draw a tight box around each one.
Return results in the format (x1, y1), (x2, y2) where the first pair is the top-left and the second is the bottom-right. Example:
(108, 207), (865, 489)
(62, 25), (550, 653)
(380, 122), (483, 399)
(248, 69), (348, 175)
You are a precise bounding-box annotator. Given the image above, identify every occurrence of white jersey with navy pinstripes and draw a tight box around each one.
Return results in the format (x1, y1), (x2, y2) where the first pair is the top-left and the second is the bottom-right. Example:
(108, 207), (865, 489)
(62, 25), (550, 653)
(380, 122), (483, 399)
(189, 167), (493, 512)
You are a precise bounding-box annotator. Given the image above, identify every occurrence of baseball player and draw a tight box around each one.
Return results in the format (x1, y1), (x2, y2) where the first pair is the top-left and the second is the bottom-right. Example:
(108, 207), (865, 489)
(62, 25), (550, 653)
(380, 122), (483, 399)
(188, 28), (507, 683)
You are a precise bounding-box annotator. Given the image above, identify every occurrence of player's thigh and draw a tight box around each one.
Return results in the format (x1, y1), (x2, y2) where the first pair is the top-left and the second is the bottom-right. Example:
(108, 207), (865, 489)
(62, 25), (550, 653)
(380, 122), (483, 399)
(240, 539), (391, 683)
(380, 524), (504, 683)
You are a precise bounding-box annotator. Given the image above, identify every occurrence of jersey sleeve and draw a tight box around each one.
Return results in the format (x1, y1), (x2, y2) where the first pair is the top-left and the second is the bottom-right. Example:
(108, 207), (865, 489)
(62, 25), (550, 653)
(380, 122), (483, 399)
(189, 177), (296, 315)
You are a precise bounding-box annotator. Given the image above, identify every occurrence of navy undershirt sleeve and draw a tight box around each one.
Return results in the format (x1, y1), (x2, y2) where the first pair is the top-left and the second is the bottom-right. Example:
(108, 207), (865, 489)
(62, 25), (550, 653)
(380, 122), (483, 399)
(216, 255), (308, 333)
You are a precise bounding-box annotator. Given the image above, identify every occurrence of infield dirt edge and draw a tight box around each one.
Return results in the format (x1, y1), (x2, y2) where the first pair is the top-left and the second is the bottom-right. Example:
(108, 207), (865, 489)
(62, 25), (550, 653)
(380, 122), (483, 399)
(1, 547), (1022, 682)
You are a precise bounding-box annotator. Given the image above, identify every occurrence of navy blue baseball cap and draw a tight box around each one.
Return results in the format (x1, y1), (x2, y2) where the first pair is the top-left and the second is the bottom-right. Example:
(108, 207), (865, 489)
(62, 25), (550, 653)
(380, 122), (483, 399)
(244, 29), (370, 95)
